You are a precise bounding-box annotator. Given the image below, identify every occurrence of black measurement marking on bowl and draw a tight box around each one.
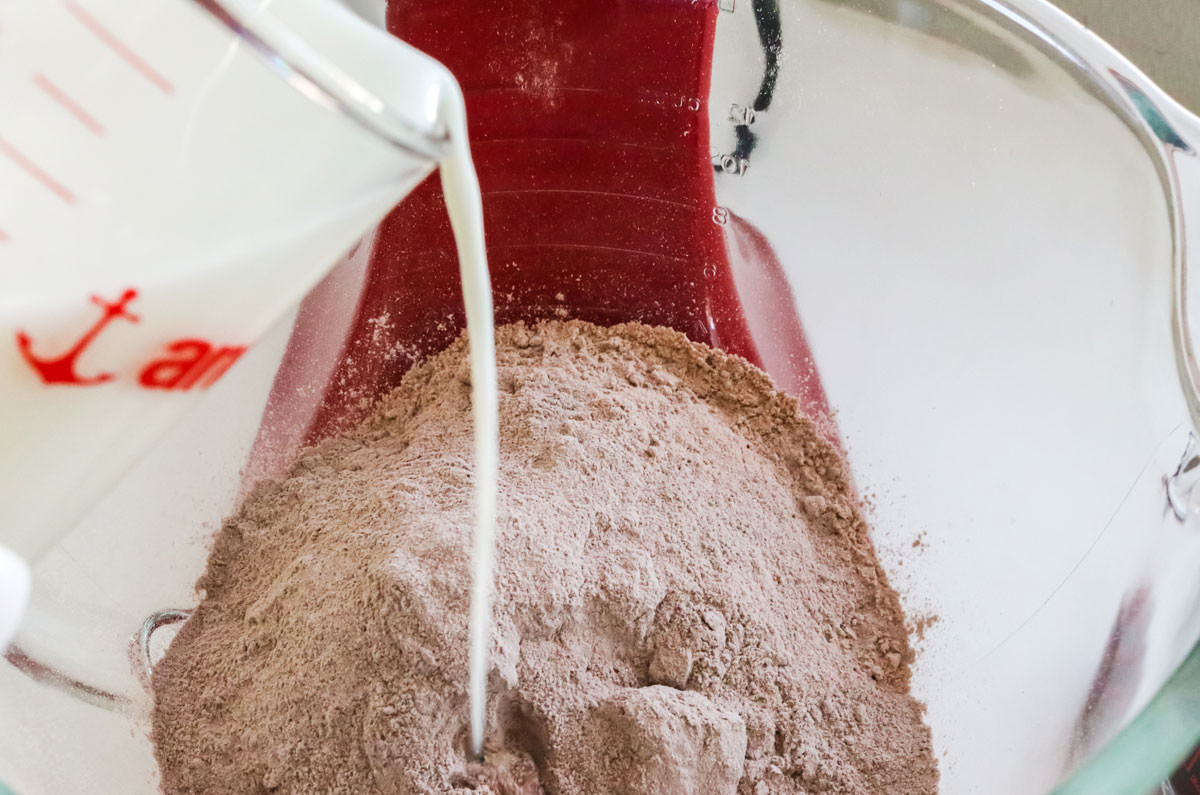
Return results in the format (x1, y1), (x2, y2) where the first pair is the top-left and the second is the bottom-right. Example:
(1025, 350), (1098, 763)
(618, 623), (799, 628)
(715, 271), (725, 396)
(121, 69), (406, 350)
(712, 152), (750, 175)
(729, 104), (757, 126)
(716, 0), (782, 176)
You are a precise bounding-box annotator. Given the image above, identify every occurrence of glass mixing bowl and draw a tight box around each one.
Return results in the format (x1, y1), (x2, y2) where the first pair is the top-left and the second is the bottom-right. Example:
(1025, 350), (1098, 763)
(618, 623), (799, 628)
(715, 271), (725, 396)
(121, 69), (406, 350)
(5, 0), (1200, 793)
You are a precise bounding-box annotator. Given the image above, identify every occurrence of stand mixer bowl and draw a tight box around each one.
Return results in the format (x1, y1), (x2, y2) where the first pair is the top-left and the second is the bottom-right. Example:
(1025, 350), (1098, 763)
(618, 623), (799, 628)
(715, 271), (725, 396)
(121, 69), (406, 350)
(6, 0), (1200, 793)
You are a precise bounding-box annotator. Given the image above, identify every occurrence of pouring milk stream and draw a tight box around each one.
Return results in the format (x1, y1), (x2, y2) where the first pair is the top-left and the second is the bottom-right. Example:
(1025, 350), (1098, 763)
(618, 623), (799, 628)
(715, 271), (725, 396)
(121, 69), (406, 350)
(0, 0), (499, 755)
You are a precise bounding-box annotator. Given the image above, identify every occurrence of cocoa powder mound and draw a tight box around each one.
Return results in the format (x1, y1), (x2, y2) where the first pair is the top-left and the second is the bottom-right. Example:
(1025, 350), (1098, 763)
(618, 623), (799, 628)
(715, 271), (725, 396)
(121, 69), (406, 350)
(151, 320), (938, 794)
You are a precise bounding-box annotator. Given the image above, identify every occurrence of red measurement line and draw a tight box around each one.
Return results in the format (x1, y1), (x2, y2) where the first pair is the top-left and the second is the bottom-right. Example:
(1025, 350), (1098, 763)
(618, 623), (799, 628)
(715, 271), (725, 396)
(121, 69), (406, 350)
(32, 73), (106, 136)
(63, 1), (173, 94)
(0, 136), (76, 204)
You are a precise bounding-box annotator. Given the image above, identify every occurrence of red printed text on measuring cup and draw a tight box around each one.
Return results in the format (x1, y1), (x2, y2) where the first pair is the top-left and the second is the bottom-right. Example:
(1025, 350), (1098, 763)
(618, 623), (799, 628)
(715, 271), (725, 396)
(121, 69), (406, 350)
(16, 289), (139, 385)
(14, 288), (246, 390)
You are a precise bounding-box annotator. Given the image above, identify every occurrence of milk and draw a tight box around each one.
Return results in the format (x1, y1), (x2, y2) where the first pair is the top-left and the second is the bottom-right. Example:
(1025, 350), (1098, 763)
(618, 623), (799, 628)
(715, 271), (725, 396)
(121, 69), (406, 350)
(437, 86), (499, 759)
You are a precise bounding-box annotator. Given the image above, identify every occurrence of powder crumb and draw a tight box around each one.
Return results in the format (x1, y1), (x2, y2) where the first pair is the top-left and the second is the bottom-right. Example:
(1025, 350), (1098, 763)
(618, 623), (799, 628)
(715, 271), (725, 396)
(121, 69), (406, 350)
(152, 319), (937, 794)
(911, 613), (942, 643)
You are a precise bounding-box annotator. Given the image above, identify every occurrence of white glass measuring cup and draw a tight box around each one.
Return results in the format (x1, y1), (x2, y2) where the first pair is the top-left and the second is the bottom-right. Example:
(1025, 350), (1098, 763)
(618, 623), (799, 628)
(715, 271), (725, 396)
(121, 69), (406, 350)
(0, 0), (458, 598)
(1, 0), (504, 778)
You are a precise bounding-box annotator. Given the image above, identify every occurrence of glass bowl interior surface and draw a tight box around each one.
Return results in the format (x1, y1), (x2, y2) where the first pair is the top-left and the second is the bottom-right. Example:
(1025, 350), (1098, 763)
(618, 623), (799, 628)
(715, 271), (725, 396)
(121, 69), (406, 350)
(5, 0), (1200, 793)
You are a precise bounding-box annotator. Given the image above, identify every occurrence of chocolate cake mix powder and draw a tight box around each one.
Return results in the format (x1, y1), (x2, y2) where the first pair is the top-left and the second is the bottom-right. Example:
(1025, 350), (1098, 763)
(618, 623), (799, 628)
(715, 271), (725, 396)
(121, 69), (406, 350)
(152, 320), (937, 794)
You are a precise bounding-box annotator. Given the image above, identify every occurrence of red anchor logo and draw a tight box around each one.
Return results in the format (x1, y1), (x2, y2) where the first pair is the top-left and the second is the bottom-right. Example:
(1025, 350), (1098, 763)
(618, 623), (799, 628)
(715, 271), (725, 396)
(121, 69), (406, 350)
(16, 288), (140, 385)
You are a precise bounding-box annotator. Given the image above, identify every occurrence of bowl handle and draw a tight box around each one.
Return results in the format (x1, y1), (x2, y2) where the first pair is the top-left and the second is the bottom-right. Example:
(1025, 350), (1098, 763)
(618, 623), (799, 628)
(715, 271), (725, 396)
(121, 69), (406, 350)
(1100, 68), (1200, 434)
